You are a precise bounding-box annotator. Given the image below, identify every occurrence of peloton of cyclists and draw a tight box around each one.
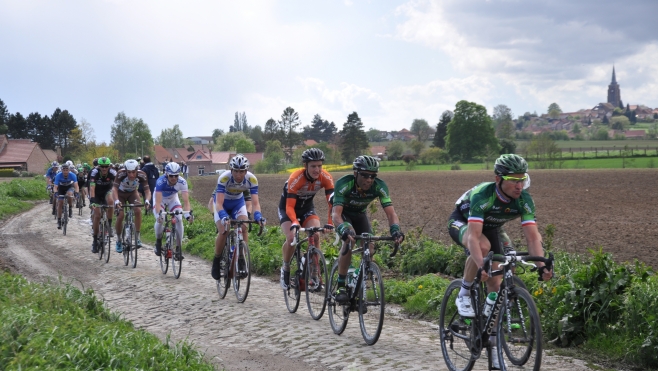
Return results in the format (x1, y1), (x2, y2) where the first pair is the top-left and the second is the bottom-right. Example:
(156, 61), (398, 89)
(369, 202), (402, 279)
(112, 159), (152, 253)
(332, 155), (405, 304)
(210, 154), (265, 280)
(153, 162), (194, 257)
(278, 148), (334, 289)
(53, 163), (80, 229)
(89, 157), (118, 253)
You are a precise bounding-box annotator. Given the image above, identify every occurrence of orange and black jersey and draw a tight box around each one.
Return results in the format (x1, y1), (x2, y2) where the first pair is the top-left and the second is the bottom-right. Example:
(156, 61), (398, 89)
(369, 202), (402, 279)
(278, 168), (334, 224)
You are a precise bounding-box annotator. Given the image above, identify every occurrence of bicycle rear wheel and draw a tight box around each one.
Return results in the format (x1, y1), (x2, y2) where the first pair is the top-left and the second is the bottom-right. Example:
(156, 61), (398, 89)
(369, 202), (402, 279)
(359, 262), (385, 345)
(160, 231), (170, 274)
(129, 223), (138, 268)
(172, 230), (182, 279)
(123, 223), (131, 266)
(283, 249), (301, 313)
(103, 220), (111, 263)
(62, 205), (68, 236)
(439, 279), (477, 371)
(497, 286), (542, 370)
(216, 242), (231, 299)
(328, 261), (349, 335)
(98, 219), (105, 260)
(232, 241), (251, 302)
(305, 247), (327, 320)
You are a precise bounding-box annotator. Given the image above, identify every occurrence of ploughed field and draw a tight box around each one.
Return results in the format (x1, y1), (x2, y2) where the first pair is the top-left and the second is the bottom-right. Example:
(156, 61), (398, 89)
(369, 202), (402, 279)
(191, 169), (658, 269)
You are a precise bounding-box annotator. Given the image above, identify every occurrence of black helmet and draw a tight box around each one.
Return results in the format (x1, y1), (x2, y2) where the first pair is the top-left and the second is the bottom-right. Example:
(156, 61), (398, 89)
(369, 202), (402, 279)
(353, 155), (379, 172)
(301, 148), (325, 163)
(93, 158), (98, 166)
(494, 154), (528, 176)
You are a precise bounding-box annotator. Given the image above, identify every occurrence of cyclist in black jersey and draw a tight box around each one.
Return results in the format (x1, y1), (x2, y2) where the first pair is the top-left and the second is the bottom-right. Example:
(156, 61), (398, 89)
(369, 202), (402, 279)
(448, 154), (553, 319)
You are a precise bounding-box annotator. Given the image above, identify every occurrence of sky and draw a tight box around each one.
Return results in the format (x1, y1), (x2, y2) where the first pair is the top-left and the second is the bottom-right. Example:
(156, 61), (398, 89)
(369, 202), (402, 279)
(1, 0), (657, 144)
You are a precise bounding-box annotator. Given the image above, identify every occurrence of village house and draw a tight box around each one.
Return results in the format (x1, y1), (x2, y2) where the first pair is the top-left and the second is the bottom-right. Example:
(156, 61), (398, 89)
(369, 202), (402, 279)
(0, 134), (51, 174)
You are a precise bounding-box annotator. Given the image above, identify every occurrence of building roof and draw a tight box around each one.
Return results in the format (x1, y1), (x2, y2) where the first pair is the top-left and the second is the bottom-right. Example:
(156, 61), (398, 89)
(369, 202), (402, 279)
(0, 136), (38, 164)
(42, 149), (58, 163)
(211, 151), (231, 164)
(153, 145), (171, 164)
(304, 139), (318, 146)
(242, 152), (264, 165)
(370, 146), (387, 156)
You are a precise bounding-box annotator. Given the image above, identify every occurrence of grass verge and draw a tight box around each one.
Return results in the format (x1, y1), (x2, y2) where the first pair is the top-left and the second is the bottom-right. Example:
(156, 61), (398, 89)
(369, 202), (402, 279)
(0, 177), (48, 220)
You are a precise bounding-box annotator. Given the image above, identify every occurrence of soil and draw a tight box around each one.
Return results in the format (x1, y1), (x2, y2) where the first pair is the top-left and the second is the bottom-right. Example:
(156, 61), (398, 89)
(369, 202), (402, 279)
(0, 202), (602, 370)
(193, 169), (658, 268)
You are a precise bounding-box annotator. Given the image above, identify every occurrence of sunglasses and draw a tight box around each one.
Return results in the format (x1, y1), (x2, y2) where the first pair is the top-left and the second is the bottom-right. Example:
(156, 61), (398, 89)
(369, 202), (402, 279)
(359, 172), (377, 179)
(168, 174), (179, 178)
(100, 165), (109, 168)
(501, 175), (528, 183)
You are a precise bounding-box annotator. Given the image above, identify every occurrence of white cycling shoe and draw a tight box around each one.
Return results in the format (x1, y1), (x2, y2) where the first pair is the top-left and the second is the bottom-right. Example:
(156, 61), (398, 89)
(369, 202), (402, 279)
(455, 295), (475, 317)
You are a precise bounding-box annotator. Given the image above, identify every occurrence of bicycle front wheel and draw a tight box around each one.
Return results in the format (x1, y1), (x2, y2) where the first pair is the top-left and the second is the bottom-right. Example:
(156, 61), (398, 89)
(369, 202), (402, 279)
(103, 220), (111, 263)
(160, 233), (169, 274)
(232, 241), (251, 303)
(216, 241), (231, 299)
(98, 219), (105, 260)
(439, 279), (476, 371)
(62, 206), (68, 236)
(172, 229), (182, 279)
(305, 247), (327, 320)
(123, 223), (132, 266)
(358, 262), (385, 345)
(129, 223), (138, 268)
(283, 247), (301, 313)
(328, 261), (349, 335)
(497, 286), (542, 370)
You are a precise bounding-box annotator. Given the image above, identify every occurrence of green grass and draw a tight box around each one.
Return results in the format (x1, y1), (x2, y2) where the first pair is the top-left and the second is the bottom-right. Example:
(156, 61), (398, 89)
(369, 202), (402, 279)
(0, 177), (49, 220)
(517, 139), (658, 150)
(0, 272), (215, 370)
(529, 156), (658, 169)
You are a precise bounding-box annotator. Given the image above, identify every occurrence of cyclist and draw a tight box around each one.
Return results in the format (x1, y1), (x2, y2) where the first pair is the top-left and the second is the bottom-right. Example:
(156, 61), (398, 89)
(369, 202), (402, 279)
(53, 163), (79, 229)
(89, 157), (118, 253)
(278, 148), (334, 289)
(81, 163), (92, 205)
(65, 160), (78, 175)
(76, 165), (88, 207)
(332, 155), (404, 304)
(210, 154), (265, 280)
(448, 154), (553, 316)
(113, 159), (152, 253)
(45, 161), (59, 207)
(153, 162), (194, 256)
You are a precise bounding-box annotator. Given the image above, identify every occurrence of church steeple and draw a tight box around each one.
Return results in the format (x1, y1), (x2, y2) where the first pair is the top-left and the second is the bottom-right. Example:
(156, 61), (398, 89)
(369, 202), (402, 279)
(611, 65), (618, 85)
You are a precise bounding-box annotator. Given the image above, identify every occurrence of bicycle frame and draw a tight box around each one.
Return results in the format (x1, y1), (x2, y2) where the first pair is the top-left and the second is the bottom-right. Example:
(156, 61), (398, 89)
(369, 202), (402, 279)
(343, 233), (399, 304)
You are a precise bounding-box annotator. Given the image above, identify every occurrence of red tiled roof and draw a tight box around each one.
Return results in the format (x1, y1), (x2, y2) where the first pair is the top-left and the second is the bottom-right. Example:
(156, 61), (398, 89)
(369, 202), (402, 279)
(153, 145), (171, 164)
(186, 149), (212, 162)
(370, 146), (386, 156)
(42, 149), (58, 162)
(304, 139), (318, 146)
(242, 153), (264, 165)
(0, 138), (38, 163)
(212, 151), (231, 164)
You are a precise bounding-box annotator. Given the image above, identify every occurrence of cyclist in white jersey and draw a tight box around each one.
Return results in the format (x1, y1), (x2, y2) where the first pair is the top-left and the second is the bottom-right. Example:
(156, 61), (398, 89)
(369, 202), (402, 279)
(152, 162), (194, 256)
(210, 154), (265, 280)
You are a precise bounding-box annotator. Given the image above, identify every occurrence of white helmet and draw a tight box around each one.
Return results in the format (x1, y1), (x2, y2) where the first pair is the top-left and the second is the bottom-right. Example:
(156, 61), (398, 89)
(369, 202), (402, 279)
(124, 159), (139, 171)
(229, 154), (249, 170)
(165, 162), (181, 175)
(66, 160), (74, 167)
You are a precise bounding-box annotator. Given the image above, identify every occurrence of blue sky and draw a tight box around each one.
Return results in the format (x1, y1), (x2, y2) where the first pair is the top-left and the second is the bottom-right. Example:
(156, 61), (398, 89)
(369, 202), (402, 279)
(1, 0), (657, 144)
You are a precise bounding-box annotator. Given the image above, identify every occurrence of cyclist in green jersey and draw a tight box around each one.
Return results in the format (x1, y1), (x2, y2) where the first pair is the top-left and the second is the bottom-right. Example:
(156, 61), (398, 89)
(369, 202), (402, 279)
(332, 155), (405, 304)
(448, 154), (553, 319)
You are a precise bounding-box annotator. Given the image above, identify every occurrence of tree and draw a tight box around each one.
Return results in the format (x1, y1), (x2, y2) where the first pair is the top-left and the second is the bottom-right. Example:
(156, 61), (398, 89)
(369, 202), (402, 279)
(445, 100), (499, 161)
(78, 118), (96, 151)
(409, 139), (425, 156)
(0, 99), (9, 128)
(254, 140), (286, 174)
(492, 104), (515, 139)
(230, 112), (250, 134)
(157, 124), (185, 148)
(419, 147), (445, 164)
(387, 140), (405, 160)
(524, 133), (562, 169)
(217, 131), (253, 151)
(339, 112), (369, 163)
(410, 119), (434, 142)
(249, 125), (264, 151)
(572, 123), (581, 134)
(433, 110), (452, 148)
(279, 107), (302, 161)
(547, 103), (562, 119)
(6, 112), (28, 139)
(111, 112), (134, 157)
(610, 116), (630, 131)
(498, 138), (517, 154)
(212, 128), (224, 144)
(366, 128), (381, 142)
(264, 118), (283, 143)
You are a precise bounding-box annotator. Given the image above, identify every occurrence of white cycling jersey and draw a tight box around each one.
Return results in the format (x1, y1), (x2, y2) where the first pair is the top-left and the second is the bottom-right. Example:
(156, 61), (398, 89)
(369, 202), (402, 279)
(152, 174), (188, 210)
(215, 170), (258, 201)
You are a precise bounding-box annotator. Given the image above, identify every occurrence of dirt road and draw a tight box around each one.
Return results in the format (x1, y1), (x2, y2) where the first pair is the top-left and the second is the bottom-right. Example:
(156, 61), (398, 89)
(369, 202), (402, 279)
(0, 203), (598, 371)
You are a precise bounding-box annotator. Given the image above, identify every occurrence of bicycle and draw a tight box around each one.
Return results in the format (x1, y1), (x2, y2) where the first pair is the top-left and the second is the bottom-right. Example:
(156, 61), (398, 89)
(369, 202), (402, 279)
(92, 204), (112, 263)
(58, 194), (74, 235)
(439, 251), (554, 371)
(49, 187), (57, 218)
(283, 225), (330, 320)
(327, 233), (401, 345)
(75, 192), (84, 216)
(216, 219), (263, 303)
(118, 204), (146, 268)
(158, 209), (193, 279)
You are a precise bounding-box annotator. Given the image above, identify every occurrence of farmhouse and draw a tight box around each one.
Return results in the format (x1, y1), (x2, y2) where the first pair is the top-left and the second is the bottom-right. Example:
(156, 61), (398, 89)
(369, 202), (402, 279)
(0, 134), (51, 174)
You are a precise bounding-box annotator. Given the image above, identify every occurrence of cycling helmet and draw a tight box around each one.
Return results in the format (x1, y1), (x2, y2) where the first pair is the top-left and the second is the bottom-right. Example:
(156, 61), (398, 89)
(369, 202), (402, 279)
(165, 162), (181, 175)
(93, 158), (99, 166)
(353, 155), (379, 172)
(61, 163), (70, 169)
(83, 163), (91, 171)
(229, 154), (249, 170)
(77, 166), (83, 172)
(124, 159), (139, 171)
(98, 157), (111, 166)
(51, 161), (59, 167)
(301, 148), (325, 163)
(65, 160), (74, 168)
(494, 154), (528, 176)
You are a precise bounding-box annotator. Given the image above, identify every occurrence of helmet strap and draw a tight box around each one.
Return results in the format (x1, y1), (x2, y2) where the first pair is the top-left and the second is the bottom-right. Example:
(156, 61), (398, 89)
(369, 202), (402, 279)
(497, 178), (513, 202)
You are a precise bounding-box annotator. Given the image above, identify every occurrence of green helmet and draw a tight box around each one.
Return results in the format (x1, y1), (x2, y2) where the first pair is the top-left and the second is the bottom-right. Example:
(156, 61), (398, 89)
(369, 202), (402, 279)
(83, 163), (91, 171)
(98, 157), (111, 166)
(353, 155), (379, 172)
(494, 154), (528, 176)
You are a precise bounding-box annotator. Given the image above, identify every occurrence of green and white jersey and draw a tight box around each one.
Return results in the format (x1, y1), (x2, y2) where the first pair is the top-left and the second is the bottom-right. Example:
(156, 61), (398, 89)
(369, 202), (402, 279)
(332, 175), (392, 214)
(456, 182), (536, 230)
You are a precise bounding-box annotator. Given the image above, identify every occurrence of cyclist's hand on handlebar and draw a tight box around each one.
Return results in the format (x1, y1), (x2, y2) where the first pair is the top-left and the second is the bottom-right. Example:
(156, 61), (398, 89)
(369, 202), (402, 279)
(537, 266), (553, 281)
(392, 230), (405, 244)
(144, 200), (151, 211)
(477, 265), (490, 282)
(114, 200), (122, 208)
(157, 210), (165, 223)
(341, 228), (355, 243)
(323, 224), (334, 232)
(253, 211), (265, 226)
(290, 223), (300, 231)
(184, 211), (193, 223)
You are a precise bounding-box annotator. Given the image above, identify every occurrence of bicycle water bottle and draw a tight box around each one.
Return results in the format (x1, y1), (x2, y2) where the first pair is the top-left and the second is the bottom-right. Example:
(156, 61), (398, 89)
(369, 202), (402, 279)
(347, 267), (356, 289)
(300, 256), (306, 272)
(229, 245), (235, 261)
(483, 292), (498, 317)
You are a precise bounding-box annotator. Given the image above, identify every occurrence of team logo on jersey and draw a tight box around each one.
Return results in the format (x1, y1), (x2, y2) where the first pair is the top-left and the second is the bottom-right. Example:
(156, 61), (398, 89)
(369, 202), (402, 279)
(524, 203), (532, 214)
(505, 208), (510, 213)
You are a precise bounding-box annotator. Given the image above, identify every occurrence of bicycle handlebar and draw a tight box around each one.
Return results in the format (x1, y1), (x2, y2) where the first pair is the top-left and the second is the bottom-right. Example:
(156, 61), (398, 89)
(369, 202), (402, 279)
(290, 226), (330, 247)
(225, 219), (264, 236)
(334, 232), (402, 258)
(478, 251), (554, 282)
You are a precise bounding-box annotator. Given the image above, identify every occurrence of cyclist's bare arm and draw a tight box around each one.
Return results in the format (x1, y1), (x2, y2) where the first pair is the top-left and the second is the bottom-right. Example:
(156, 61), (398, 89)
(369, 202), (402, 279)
(382, 205), (403, 243)
(250, 194), (262, 215)
(331, 204), (354, 244)
(523, 224), (552, 280)
(155, 192), (164, 214)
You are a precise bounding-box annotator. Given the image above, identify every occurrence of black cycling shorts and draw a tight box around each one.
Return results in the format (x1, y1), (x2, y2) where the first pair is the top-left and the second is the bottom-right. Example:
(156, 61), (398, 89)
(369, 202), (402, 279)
(340, 211), (372, 236)
(278, 204), (318, 226)
(447, 205), (510, 256)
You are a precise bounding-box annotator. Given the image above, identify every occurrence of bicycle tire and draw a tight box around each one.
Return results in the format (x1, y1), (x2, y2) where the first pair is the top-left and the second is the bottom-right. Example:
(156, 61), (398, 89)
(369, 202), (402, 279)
(233, 241), (251, 302)
(359, 262), (385, 345)
(103, 219), (111, 263)
(328, 260), (349, 335)
(283, 248), (301, 313)
(439, 279), (477, 371)
(123, 222), (132, 266)
(305, 247), (327, 320)
(216, 239), (231, 299)
(172, 228), (182, 279)
(160, 229), (170, 274)
(78, 196), (83, 216)
(98, 218), (105, 260)
(497, 286), (542, 370)
(62, 204), (68, 236)
(129, 223), (138, 268)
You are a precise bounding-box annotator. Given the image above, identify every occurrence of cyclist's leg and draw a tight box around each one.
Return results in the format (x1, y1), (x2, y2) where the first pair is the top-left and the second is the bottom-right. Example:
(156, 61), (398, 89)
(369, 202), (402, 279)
(129, 191), (143, 245)
(279, 212), (294, 288)
(115, 192), (128, 242)
(301, 210), (321, 246)
(169, 199), (184, 246)
(103, 190), (115, 234)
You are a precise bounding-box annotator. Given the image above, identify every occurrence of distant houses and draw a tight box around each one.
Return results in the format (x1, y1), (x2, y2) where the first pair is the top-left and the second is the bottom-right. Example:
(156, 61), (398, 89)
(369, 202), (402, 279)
(153, 144), (264, 176)
(0, 134), (53, 174)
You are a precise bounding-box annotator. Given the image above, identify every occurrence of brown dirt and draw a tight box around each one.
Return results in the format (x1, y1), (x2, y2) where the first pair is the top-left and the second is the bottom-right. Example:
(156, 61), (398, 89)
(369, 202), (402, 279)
(192, 169), (658, 269)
